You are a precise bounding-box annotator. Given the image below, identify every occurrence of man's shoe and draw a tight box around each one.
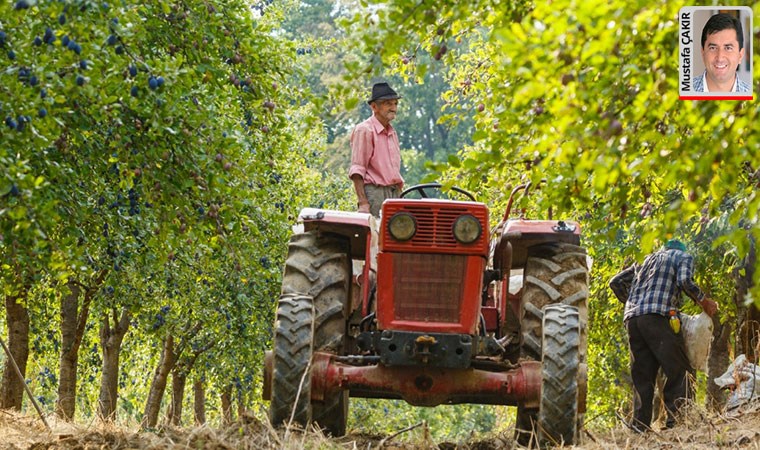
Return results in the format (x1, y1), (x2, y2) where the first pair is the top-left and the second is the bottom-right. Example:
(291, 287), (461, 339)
(615, 411), (651, 434)
(625, 420), (650, 433)
(631, 423), (649, 434)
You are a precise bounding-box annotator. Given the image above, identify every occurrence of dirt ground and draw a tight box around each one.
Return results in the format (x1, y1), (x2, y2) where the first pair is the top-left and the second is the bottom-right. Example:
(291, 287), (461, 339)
(1, 405), (759, 450)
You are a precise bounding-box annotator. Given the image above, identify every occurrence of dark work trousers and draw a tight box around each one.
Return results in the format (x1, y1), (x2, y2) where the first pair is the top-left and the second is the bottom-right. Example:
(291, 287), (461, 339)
(625, 314), (694, 429)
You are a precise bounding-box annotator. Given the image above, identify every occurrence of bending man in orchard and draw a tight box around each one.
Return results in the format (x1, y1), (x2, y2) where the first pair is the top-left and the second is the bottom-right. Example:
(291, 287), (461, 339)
(609, 239), (718, 432)
(349, 82), (404, 217)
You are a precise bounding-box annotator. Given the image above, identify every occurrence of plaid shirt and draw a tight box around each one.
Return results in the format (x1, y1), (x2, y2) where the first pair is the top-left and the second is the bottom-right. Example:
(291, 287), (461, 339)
(609, 249), (705, 321)
(692, 71), (751, 93)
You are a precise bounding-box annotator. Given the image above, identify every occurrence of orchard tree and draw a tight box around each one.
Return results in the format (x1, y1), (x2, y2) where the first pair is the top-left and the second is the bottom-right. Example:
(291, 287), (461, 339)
(1, 0), (321, 421)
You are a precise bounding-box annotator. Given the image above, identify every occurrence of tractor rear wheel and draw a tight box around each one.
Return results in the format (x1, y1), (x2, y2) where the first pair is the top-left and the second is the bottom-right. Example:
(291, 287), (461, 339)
(280, 231), (351, 436)
(516, 242), (588, 446)
(520, 242), (588, 361)
(538, 304), (581, 446)
(269, 294), (314, 430)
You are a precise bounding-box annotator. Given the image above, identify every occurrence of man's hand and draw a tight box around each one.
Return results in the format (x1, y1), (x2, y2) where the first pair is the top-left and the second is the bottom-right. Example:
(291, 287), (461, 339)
(700, 297), (718, 317)
(358, 200), (370, 213)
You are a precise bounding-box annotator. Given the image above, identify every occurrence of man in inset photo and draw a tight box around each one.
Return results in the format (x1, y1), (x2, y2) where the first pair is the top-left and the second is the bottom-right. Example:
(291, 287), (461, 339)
(692, 13), (751, 93)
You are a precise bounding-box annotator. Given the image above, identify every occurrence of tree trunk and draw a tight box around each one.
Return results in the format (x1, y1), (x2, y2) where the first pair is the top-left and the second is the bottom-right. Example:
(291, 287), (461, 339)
(97, 308), (131, 421)
(56, 277), (97, 420)
(706, 317), (731, 411)
(434, 121), (449, 156)
(736, 239), (757, 362)
(143, 324), (209, 429)
(167, 351), (204, 426)
(168, 365), (188, 426)
(237, 386), (245, 419)
(57, 282), (81, 420)
(746, 304), (760, 362)
(707, 238), (757, 411)
(193, 377), (206, 425)
(1, 292), (30, 410)
(142, 335), (176, 429)
(221, 384), (233, 425)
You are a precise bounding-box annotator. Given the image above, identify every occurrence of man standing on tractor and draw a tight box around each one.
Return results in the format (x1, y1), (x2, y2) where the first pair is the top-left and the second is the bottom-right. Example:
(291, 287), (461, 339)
(609, 239), (718, 432)
(349, 82), (404, 217)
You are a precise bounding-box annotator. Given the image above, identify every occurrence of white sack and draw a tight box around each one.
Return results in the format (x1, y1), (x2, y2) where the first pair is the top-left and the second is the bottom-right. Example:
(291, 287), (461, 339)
(714, 354), (760, 410)
(680, 311), (713, 372)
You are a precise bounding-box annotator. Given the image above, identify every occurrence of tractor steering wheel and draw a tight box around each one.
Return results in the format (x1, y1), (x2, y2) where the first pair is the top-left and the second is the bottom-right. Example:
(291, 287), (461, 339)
(400, 183), (477, 202)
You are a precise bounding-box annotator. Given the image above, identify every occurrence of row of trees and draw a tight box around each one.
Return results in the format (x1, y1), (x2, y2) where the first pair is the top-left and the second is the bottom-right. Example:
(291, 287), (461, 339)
(0, 0), (349, 426)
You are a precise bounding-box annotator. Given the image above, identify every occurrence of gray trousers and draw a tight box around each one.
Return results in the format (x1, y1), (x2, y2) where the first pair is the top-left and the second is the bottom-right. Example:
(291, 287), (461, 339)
(364, 184), (400, 217)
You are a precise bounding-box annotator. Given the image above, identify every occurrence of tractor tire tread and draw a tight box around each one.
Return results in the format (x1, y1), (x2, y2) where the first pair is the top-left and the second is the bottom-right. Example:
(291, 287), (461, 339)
(279, 231), (350, 436)
(269, 295), (314, 429)
(538, 305), (581, 446)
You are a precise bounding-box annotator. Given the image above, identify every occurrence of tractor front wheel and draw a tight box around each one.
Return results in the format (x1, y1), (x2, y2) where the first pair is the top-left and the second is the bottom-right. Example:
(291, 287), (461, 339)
(269, 294), (315, 430)
(279, 231), (351, 436)
(538, 304), (581, 446)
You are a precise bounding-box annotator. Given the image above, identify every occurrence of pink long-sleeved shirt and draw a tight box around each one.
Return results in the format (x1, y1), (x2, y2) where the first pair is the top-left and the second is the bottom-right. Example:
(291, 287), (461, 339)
(348, 115), (403, 187)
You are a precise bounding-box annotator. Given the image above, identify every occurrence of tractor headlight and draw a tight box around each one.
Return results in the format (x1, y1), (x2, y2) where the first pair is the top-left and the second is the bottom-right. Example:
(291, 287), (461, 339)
(388, 212), (417, 241)
(453, 215), (481, 244)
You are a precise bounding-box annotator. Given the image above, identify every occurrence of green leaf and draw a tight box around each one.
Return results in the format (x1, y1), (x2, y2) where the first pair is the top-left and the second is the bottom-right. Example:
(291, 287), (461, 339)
(344, 97), (359, 110)
(462, 158), (479, 169)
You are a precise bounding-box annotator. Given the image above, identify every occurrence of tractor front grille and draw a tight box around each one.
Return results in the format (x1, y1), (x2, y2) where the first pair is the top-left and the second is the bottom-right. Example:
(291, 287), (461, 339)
(392, 253), (465, 323)
(382, 203), (488, 255)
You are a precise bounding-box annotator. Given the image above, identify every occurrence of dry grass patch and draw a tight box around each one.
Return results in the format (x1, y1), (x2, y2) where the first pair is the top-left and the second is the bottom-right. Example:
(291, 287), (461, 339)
(1, 405), (759, 449)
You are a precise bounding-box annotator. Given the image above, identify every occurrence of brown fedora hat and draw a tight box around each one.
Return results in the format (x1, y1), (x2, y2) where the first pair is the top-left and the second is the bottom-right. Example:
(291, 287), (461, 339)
(368, 82), (401, 104)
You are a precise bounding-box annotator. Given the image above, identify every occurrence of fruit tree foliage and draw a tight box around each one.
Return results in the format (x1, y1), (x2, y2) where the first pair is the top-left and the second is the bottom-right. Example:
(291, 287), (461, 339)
(347, 0), (759, 299)
(1, 0), (327, 421)
(343, 0), (759, 425)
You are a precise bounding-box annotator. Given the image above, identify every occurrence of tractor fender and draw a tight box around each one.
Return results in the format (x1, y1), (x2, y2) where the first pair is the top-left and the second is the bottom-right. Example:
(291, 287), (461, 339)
(298, 208), (378, 261)
(503, 219), (581, 268)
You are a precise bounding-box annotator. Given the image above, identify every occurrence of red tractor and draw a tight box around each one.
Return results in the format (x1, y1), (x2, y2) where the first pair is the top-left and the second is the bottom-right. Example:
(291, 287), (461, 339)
(262, 183), (589, 446)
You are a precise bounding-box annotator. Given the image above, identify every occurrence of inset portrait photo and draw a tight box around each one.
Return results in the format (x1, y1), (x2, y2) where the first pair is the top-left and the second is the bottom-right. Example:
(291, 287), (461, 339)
(679, 6), (753, 100)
